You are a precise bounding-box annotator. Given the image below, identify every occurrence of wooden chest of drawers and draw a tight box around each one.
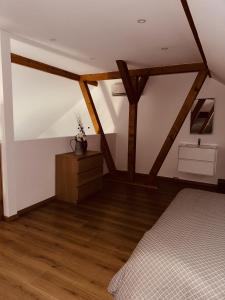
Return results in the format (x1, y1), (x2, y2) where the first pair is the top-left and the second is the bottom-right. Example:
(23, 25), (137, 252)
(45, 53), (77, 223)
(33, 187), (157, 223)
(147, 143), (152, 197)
(55, 151), (103, 203)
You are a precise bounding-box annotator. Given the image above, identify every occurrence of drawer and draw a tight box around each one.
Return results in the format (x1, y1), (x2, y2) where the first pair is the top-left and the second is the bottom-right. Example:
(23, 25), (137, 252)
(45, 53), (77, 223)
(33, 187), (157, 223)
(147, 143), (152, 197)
(76, 167), (103, 186)
(77, 155), (103, 173)
(76, 177), (102, 202)
(178, 159), (215, 176)
(179, 147), (216, 162)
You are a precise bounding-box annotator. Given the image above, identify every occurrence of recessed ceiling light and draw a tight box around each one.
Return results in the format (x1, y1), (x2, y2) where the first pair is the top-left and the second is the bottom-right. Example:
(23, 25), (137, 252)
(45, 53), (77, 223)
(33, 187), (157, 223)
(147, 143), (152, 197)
(49, 38), (56, 42)
(161, 47), (169, 51)
(137, 19), (146, 24)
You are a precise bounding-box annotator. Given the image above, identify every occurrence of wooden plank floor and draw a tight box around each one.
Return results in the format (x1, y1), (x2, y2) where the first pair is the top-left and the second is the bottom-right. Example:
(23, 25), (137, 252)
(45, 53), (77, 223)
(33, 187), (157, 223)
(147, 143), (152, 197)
(0, 181), (180, 300)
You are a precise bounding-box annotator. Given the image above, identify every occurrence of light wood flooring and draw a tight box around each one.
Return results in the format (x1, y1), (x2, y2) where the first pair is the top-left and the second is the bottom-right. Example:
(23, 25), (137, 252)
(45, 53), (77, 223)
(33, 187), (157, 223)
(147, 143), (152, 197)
(0, 180), (185, 299)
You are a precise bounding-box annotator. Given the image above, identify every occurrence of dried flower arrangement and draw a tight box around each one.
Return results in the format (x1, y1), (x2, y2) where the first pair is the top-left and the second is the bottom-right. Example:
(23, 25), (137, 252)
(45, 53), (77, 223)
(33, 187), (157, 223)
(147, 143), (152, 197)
(75, 117), (87, 142)
(70, 116), (90, 155)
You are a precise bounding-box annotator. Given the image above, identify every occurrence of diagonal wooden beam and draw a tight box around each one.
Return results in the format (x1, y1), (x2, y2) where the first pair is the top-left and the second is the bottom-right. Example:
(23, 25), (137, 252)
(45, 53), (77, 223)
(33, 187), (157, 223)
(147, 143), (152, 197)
(149, 70), (208, 185)
(80, 63), (206, 82)
(11, 53), (98, 86)
(79, 80), (116, 173)
(116, 60), (137, 104)
(116, 60), (149, 181)
(180, 0), (211, 77)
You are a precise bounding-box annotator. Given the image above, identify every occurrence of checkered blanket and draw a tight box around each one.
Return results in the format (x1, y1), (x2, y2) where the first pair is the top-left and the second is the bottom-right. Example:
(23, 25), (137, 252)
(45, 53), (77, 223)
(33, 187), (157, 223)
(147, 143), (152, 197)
(108, 189), (225, 299)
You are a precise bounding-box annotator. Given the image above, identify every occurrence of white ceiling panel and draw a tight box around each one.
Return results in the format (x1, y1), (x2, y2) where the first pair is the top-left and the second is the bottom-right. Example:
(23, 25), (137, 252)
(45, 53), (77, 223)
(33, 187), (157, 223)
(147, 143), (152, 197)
(0, 0), (201, 73)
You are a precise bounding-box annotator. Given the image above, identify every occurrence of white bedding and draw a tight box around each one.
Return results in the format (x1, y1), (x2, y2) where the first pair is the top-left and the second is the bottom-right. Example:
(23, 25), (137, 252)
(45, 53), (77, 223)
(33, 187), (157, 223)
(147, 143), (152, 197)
(108, 189), (225, 299)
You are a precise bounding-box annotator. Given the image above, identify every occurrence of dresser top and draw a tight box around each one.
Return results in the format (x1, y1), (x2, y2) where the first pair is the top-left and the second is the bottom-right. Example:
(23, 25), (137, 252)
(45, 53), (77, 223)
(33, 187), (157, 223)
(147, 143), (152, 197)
(56, 151), (102, 160)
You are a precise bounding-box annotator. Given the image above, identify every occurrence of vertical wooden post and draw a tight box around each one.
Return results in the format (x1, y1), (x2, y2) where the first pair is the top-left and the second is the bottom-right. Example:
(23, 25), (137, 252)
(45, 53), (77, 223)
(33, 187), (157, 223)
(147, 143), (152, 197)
(79, 80), (116, 173)
(128, 102), (138, 181)
(149, 70), (208, 185)
(116, 60), (149, 181)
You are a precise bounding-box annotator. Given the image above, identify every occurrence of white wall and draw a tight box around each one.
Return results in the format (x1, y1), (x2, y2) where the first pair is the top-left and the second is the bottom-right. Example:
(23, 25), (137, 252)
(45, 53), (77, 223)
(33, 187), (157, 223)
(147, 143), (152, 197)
(11, 64), (117, 140)
(136, 74), (225, 184)
(11, 133), (116, 212)
(4, 35), (225, 219)
(0, 33), (117, 217)
(11, 64), (96, 140)
(0, 31), (18, 216)
(11, 56), (225, 188)
(40, 81), (128, 169)
(42, 75), (225, 184)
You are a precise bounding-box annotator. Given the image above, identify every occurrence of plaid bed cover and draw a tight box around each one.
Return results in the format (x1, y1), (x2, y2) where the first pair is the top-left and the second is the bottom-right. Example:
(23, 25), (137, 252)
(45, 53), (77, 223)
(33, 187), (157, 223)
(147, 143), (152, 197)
(108, 189), (225, 299)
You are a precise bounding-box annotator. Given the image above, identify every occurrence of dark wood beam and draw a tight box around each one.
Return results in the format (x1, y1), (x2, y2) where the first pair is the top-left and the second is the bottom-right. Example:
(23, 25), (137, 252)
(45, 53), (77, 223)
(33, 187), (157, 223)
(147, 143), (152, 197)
(116, 60), (149, 181)
(79, 80), (116, 173)
(116, 60), (137, 104)
(11, 53), (98, 86)
(149, 70), (208, 185)
(80, 63), (206, 81)
(137, 76), (149, 98)
(128, 102), (138, 181)
(180, 0), (211, 77)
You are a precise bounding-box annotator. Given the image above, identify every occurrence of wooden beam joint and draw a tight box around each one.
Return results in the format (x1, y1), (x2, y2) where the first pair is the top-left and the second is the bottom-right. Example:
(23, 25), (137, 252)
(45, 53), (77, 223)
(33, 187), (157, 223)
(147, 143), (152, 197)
(116, 60), (149, 181)
(116, 60), (138, 103)
(80, 63), (206, 82)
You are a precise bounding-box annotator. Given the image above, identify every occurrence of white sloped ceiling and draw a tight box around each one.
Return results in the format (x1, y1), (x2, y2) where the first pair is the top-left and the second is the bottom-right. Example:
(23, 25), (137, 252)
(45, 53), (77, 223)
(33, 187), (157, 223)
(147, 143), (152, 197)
(188, 0), (225, 84)
(1, 0), (201, 72)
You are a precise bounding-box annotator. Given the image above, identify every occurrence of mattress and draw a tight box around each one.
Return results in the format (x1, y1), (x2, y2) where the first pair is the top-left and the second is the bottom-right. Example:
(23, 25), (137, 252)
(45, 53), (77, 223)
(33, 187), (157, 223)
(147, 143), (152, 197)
(108, 189), (225, 299)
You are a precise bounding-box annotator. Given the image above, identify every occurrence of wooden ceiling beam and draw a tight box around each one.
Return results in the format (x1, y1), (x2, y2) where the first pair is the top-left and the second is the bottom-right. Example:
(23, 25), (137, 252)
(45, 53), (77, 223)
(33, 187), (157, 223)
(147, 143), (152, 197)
(180, 0), (211, 77)
(149, 69), (208, 186)
(79, 80), (116, 173)
(11, 53), (98, 86)
(80, 63), (206, 81)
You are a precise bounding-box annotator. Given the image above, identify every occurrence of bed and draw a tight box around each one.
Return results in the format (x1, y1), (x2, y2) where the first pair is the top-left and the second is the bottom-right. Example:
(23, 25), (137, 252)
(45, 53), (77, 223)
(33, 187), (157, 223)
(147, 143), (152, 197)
(108, 189), (225, 299)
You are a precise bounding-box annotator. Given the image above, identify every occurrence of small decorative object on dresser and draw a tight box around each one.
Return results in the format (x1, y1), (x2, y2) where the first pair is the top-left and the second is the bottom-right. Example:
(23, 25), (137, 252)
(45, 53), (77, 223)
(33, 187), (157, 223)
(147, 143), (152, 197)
(70, 116), (89, 155)
(55, 151), (103, 203)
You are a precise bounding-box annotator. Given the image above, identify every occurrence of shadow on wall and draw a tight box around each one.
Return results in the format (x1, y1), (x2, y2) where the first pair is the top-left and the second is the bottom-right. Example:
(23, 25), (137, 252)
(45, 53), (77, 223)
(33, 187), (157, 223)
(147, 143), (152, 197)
(100, 82), (118, 127)
(99, 81), (129, 170)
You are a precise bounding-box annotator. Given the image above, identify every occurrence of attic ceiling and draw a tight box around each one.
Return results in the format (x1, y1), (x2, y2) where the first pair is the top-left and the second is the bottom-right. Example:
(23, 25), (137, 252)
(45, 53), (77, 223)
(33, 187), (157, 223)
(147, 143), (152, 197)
(188, 0), (225, 85)
(0, 0), (224, 84)
(0, 0), (201, 73)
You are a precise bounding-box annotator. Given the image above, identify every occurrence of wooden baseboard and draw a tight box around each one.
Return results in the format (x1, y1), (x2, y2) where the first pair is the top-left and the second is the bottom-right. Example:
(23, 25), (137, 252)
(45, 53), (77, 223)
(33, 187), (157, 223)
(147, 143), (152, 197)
(104, 171), (218, 191)
(157, 176), (217, 189)
(3, 214), (19, 222)
(217, 179), (225, 193)
(3, 196), (55, 222)
(18, 196), (55, 216)
(104, 171), (158, 189)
